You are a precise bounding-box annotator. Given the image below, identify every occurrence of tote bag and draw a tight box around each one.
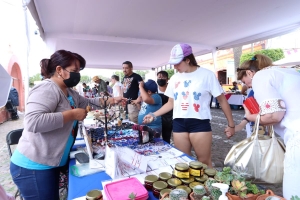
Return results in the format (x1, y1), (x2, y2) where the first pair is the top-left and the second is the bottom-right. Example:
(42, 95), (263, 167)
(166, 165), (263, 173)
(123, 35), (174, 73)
(224, 115), (285, 184)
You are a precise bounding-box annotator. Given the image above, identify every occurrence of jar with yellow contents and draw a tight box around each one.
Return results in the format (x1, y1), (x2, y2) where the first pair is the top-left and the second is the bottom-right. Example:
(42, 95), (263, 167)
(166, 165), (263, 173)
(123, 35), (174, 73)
(189, 161), (204, 177)
(174, 163), (190, 179)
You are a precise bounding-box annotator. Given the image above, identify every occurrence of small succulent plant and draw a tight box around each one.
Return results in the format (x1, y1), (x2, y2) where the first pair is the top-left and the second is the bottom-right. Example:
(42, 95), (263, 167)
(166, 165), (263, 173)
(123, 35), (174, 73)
(128, 192), (137, 200)
(193, 185), (206, 196)
(169, 189), (188, 200)
(231, 180), (248, 198)
(202, 196), (210, 200)
(231, 164), (252, 181)
(205, 178), (217, 192)
(291, 196), (300, 200)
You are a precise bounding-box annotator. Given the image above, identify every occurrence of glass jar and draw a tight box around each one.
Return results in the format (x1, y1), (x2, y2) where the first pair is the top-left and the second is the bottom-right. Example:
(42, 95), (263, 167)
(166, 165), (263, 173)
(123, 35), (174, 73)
(167, 178), (182, 189)
(144, 175), (158, 190)
(152, 181), (168, 198)
(159, 188), (172, 199)
(195, 174), (208, 183)
(159, 172), (172, 182)
(189, 161), (204, 177)
(189, 181), (202, 190)
(176, 185), (192, 196)
(204, 168), (217, 178)
(181, 176), (194, 186)
(174, 163), (190, 179)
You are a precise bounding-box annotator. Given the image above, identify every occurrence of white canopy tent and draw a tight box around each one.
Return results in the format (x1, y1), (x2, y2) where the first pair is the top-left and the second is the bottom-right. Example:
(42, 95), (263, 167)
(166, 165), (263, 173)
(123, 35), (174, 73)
(28, 0), (300, 70)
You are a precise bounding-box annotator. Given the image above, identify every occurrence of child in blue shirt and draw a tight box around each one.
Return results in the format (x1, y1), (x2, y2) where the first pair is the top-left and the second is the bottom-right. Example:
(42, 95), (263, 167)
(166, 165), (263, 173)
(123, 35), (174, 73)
(137, 79), (162, 136)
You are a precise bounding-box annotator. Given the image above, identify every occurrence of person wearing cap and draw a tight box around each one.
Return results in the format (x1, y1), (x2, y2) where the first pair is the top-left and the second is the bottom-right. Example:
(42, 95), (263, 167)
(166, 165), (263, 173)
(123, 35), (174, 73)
(122, 61), (143, 124)
(143, 44), (235, 167)
(92, 76), (107, 96)
(138, 79), (162, 134)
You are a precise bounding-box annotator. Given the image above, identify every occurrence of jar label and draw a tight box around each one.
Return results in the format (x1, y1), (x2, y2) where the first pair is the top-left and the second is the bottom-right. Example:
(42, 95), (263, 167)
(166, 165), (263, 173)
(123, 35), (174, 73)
(189, 168), (201, 176)
(174, 169), (189, 179)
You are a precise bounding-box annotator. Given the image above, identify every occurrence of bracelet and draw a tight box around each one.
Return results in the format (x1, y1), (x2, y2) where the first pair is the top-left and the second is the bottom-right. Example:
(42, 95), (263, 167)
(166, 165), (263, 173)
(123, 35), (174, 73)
(228, 124), (235, 128)
(243, 117), (250, 123)
(149, 112), (157, 121)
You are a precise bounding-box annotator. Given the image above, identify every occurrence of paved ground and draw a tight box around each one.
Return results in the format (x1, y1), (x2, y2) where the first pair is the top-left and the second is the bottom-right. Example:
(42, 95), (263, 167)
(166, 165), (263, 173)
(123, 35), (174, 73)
(0, 108), (283, 199)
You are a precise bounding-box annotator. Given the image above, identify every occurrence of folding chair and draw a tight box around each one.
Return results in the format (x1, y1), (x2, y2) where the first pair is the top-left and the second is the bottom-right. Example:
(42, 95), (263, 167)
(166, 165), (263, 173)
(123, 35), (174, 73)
(6, 129), (24, 200)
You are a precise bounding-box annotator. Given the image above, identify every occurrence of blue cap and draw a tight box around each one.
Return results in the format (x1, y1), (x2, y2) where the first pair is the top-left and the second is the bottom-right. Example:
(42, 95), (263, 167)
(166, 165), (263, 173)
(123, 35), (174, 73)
(144, 79), (157, 93)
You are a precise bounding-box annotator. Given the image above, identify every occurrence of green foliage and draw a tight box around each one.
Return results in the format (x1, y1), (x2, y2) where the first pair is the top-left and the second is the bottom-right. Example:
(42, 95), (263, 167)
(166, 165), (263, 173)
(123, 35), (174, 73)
(205, 178), (217, 192)
(291, 196), (300, 200)
(29, 73), (42, 86)
(245, 181), (260, 194)
(134, 70), (149, 80)
(210, 188), (222, 200)
(231, 180), (248, 198)
(80, 75), (91, 83)
(193, 185), (206, 196)
(240, 48), (285, 64)
(165, 69), (175, 79)
(128, 192), (137, 200)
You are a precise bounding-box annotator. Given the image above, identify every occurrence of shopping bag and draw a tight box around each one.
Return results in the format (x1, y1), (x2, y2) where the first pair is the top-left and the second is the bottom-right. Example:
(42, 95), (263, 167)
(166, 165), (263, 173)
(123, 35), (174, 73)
(224, 115), (285, 184)
(244, 97), (259, 114)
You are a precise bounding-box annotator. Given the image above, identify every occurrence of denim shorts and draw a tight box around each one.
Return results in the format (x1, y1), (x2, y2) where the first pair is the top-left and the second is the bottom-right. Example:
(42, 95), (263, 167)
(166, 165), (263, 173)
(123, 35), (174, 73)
(173, 118), (212, 133)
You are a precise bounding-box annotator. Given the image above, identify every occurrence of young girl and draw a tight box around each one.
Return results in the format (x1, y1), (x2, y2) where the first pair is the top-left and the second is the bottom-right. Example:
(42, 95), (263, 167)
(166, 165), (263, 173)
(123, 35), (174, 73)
(143, 44), (235, 167)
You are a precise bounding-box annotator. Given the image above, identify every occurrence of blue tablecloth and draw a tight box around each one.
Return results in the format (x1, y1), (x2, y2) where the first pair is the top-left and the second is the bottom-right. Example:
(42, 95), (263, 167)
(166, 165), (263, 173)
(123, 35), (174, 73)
(68, 153), (194, 200)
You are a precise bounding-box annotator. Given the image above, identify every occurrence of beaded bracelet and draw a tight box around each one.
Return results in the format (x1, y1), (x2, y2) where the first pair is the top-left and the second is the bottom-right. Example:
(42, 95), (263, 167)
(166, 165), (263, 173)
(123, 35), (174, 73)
(149, 112), (157, 121)
(228, 124), (235, 128)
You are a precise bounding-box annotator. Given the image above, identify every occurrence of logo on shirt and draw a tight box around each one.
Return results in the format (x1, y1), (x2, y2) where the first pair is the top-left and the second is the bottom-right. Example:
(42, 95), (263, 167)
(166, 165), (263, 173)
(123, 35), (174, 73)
(193, 103), (200, 112)
(174, 92), (178, 100)
(184, 80), (191, 87)
(123, 77), (133, 93)
(193, 92), (201, 100)
(175, 81), (180, 89)
(181, 103), (189, 110)
(181, 91), (189, 100)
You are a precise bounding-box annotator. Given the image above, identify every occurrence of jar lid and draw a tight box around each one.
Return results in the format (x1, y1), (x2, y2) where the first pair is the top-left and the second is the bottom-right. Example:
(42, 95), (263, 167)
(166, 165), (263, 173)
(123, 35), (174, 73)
(153, 181), (168, 190)
(195, 174), (208, 182)
(145, 175), (158, 183)
(189, 161), (203, 169)
(159, 172), (172, 180)
(175, 163), (189, 171)
(86, 189), (102, 198)
(167, 178), (182, 187)
(176, 185), (192, 195)
(160, 188), (172, 198)
(202, 164), (208, 170)
(189, 181), (202, 189)
(205, 168), (217, 176)
(181, 176), (195, 184)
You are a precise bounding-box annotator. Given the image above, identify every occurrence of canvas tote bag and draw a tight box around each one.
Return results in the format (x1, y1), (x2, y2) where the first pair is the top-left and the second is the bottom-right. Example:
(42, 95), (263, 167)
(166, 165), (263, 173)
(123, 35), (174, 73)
(224, 114), (285, 184)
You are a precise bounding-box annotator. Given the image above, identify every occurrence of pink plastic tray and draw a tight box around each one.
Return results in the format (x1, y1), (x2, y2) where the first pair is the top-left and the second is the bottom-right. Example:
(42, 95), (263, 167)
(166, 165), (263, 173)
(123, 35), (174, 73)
(104, 177), (148, 200)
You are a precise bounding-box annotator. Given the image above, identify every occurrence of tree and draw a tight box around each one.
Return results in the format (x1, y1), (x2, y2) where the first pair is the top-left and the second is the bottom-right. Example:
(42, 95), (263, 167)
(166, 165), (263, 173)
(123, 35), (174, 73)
(80, 75), (91, 83)
(233, 46), (243, 80)
(112, 71), (124, 81)
(134, 70), (149, 80)
(240, 48), (284, 64)
(29, 73), (42, 86)
(165, 69), (175, 79)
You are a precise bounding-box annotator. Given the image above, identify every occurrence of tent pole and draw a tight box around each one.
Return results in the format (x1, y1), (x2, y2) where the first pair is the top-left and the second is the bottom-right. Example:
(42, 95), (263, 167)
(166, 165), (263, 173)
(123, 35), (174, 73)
(212, 49), (218, 73)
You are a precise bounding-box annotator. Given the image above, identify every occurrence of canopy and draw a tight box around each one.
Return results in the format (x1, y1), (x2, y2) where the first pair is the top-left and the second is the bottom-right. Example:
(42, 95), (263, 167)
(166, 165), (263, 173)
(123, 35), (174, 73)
(0, 64), (12, 107)
(28, 0), (300, 70)
(274, 51), (300, 66)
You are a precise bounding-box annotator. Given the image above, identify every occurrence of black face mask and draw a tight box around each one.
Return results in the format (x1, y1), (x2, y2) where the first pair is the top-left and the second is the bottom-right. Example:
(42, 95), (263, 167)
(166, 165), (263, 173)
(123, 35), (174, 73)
(63, 70), (81, 88)
(157, 79), (167, 86)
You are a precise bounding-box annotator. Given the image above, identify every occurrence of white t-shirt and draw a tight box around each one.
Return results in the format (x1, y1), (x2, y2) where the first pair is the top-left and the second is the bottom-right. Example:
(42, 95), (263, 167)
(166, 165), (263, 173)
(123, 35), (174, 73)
(165, 67), (223, 120)
(252, 67), (300, 144)
(112, 81), (122, 97)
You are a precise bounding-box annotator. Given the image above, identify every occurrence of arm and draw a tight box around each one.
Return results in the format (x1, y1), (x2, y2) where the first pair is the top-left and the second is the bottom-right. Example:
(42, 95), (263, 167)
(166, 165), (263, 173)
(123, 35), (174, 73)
(241, 85), (248, 95)
(217, 94), (235, 127)
(138, 82), (154, 104)
(154, 97), (174, 117)
(244, 105), (285, 125)
(234, 119), (248, 132)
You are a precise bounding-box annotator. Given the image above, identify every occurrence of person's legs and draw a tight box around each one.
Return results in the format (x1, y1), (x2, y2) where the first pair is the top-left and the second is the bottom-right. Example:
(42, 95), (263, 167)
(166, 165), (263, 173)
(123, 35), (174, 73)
(127, 104), (139, 124)
(189, 132), (213, 167)
(10, 162), (60, 200)
(173, 132), (192, 156)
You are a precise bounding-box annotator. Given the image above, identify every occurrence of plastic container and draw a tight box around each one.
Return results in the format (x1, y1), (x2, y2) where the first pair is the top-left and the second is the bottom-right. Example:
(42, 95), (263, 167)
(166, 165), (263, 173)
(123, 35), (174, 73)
(104, 177), (148, 200)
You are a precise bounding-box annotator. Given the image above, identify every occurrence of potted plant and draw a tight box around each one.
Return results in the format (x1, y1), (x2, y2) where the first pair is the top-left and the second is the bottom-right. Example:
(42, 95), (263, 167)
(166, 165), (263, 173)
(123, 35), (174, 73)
(190, 185), (207, 200)
(227, 179), (264, 200)
(214, 167), (234, 185)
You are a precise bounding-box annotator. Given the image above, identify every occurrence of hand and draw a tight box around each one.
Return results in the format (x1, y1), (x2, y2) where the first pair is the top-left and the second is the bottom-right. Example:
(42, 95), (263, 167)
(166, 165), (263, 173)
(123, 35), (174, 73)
(139, 81), (144, 88)
(131, 99), (140, 106)
(143, 114), (154, 124)
(72, 108), (88, 121)
(224, 126), (235, 138)
(243, 104), (251, 118)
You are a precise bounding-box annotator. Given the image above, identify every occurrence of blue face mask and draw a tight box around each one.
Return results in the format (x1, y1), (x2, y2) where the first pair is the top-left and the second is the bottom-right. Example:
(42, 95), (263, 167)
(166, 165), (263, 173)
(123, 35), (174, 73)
(63, 69), (81, 87)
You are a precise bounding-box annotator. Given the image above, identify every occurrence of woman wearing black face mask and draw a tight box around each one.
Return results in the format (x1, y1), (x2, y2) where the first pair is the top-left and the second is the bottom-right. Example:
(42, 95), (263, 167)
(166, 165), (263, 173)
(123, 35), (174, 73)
(156, 71), (173, 143)
(10, 50), (115, 199)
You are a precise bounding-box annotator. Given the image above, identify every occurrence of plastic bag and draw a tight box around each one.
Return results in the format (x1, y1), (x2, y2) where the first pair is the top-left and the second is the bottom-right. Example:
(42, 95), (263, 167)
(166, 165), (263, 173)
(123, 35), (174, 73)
(70, 163), (104, 177)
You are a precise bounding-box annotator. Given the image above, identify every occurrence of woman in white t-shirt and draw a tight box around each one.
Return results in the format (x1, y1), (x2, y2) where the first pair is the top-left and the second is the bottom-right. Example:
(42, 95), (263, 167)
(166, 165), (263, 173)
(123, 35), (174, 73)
(111, 75), (122, 98)
(143, 44), (235, 167)
(235, 54), (300, 199)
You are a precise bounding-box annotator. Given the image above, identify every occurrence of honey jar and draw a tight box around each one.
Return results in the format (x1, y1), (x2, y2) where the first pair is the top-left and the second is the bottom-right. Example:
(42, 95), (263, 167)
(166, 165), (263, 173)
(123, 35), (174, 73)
(181, 176), (194, 186)
(195, 174), (208, 183)
(189, 161), (204, 177)
(189, 181), (202, 190)
(153, 181), (168, 198)
(159, 172), (172, 182)
(204, 168), (217, 178)
(167, 178), (182, 189)
(144, 175), (158, 190)
(174, 163), (190, 179)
